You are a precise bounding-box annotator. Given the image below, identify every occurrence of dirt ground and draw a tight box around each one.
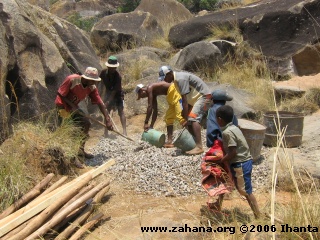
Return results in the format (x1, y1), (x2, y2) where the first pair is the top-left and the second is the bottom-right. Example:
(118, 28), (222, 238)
(82, 75), (320, 240)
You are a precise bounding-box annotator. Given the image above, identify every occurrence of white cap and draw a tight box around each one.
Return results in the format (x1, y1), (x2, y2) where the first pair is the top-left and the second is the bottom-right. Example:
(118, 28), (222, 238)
(158, 66), (172, 81)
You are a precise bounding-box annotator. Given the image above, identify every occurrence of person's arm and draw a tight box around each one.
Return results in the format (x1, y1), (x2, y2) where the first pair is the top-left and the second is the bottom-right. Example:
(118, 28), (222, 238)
(105, 90), (116, 106)
(57, 92), (78, 112)
(149, 97), (158, 129)
(220, 146), (237, 164)
(181, 94), (189, 126)
(144, 86), (155, 131)
(98, 103), (113, 130)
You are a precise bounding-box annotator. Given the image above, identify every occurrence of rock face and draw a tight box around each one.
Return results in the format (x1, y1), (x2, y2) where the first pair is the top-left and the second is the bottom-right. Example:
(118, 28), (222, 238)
(173, 41), (222, 73)
(50, 0), (119, 19)
(135, 0), (193, 26)
(91, 11), (164, 53)
(0, 0), (101, 141)
(168, 0), (320, 77)
(292, 43), (320, 76)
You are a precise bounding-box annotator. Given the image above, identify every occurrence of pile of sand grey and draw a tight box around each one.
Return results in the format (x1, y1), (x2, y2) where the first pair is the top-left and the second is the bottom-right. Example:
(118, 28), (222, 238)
(87, 129), (270, 197)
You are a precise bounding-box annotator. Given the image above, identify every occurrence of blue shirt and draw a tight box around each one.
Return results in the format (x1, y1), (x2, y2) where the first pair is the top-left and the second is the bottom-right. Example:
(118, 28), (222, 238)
(206, 103), (238, 148)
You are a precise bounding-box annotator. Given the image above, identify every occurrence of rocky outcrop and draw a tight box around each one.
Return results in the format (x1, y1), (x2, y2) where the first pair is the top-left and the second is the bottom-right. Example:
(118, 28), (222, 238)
(173, 41), (221, 72)
(135, 0), (193, 26)
(27, 0), (49, 11)
(50, 0), (119, 19)
(168, 0), (320, 77)
(91, 11), (164, 53)
(292, 43), (320, 76)
(0, 0), (101, 140)
(171, 40), (236, 73)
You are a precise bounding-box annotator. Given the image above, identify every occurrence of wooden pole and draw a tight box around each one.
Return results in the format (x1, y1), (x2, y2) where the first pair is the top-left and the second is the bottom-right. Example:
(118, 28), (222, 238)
(0, 159), (115, 237)
(8, 175), (93, 240)
(0, 173), (55, 220)
(38, 176), (68, 197)
(68, 213), (104, 240)
(55, 186), (110, 240)
(25, 181), (110, 240)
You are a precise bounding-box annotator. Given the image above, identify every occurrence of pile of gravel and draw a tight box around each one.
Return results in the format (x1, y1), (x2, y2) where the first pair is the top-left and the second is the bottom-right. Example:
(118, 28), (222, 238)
(87, 130), (271, 196)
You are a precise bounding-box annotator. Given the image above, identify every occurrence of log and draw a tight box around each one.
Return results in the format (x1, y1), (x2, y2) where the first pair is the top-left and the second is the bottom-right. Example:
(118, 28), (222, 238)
(68, 213), (104, 240)
(25, 181), (110, 240)
(38, 176), (68, 197)
(2, 177), (68, 239)
(55, 186), (110, 240)
(0, 173), (55, 220)
(8, 175), (93, 240)
(0, 159), (115, 237)
(51, 184), (95, 234)
(56, 184), (94, 214)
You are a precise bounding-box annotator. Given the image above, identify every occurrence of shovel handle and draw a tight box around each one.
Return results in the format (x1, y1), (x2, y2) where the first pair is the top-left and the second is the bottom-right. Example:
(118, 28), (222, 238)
(76, 110), (134, 142)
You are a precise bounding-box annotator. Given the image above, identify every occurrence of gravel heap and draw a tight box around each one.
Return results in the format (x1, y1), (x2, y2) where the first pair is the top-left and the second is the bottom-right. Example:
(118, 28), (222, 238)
(87, 130), (271, 197)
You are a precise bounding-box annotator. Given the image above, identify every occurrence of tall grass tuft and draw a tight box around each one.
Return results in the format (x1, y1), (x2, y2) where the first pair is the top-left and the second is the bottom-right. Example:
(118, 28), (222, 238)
(207, 22), (275, 116)
(0, 119), (84, 211)
(280, 88), (320, 114)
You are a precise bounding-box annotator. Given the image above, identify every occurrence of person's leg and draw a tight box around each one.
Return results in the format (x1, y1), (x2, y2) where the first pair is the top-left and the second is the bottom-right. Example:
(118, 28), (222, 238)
(232, 160), (260, 219)
(245, 193), (261, 219)
(104, 105), (112, 137)
(72, 111), (94, 159)
(185, 97), (207, 155)
(118, 105), (127, 136)
(164, 105), (175, 147)
(165, 125), (174, 146)
(208, 194), (225, 211)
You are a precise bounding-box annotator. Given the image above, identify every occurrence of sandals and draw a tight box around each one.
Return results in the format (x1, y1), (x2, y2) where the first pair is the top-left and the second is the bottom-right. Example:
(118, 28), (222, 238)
(163, 142), (175, 148)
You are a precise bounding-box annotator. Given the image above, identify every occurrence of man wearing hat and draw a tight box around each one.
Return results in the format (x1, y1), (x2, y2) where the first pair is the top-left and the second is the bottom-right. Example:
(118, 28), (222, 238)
(55, 67), (113, 167)
(206, 89), (238, 148)
(135, 80), (185, 147)
(160, 66), (211, 155)
(100, 56), (127, 136)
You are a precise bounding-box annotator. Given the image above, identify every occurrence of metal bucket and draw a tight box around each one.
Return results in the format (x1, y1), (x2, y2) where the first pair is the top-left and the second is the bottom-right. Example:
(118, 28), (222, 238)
(263, 111), (304, 147)
(173, 128), (196, 152)
(238, 119), (266, 161)
(141, 129), (165, 148)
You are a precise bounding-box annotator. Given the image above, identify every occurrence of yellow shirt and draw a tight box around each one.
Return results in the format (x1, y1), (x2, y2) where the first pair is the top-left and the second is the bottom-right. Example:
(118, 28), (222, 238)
(165, 83), (184, 125)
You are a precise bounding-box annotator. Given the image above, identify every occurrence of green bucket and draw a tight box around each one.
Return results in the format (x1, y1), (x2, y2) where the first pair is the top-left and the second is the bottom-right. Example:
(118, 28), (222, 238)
(141, 129), (165, 147)
(173, 128), (196, 152)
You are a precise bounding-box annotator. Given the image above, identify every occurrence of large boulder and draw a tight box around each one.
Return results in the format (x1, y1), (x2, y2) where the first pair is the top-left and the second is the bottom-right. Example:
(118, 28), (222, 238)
(135, 0), (193, 26)
(292, 43), (320, 76)
(168, 0), (320, 77)
(0, 0), (101, 140)
(172, 40), (236, 73)
(91, 11), (164, 53)
(50, 0), (119, 19)
(172, 41), (221, 73)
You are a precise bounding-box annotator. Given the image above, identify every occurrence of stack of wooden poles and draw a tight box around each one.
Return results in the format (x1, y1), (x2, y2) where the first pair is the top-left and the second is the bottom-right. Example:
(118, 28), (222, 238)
(0, 159), (115, 240)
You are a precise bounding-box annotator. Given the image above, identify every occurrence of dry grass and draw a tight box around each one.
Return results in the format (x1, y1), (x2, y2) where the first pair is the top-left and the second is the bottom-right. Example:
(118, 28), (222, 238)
(0, 118), (84, 211)
(279, 88), (320, 114)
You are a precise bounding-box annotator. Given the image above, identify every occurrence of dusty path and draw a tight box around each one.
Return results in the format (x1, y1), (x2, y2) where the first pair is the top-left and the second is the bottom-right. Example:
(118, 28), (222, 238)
(82, 108), (319, 240)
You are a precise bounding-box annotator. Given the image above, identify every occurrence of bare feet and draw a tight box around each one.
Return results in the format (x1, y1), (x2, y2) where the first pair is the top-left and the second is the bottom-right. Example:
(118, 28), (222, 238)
(186, 146), (204, 155)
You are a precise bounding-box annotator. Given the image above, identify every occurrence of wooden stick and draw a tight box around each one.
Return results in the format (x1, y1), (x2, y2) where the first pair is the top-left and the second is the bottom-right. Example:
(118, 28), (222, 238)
(8, 175), (93, 240)
(0, 173), (55, 220)
(68, 213), (104, 240)
(55, 186), (110, 240)
(0, 159), (115, 237)
(38, 176), (68, 198)
(25, 181), (110, 240)
(83, 113), (133, 141)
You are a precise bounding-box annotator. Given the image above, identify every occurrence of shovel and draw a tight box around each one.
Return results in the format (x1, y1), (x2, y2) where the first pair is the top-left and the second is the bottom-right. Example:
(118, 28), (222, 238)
(82, 113), (134, 142)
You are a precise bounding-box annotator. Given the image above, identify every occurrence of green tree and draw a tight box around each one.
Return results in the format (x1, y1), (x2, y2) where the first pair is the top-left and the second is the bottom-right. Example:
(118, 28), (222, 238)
(178, 0), (219, 12)
(118, 0), (141, 13)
